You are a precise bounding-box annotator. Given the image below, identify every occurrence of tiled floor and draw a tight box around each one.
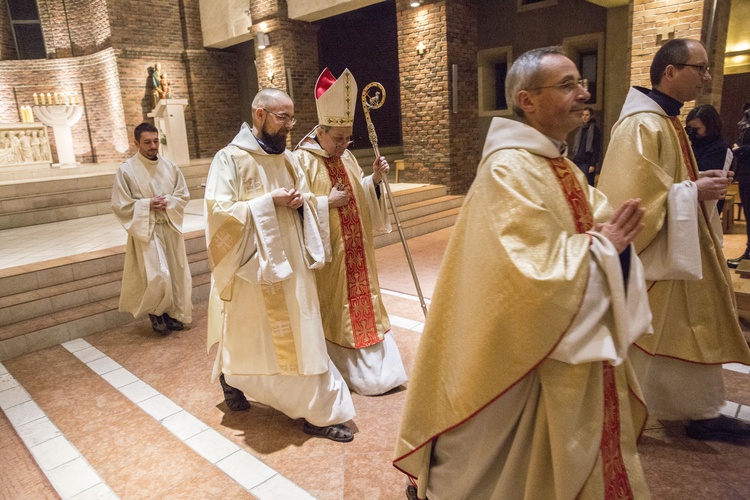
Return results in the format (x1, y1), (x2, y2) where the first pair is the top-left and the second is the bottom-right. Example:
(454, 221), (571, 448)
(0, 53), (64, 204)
(1, 204), (750, 498)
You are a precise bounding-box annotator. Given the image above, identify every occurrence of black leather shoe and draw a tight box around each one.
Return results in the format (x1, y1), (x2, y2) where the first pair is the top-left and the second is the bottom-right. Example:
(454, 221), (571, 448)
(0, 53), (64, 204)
(728, 249), (750, 269)
(220, 374), (250, 411)
(162, 313), (184, 331)
(686, 414), (750, 441)
(149, 314), (168, 335)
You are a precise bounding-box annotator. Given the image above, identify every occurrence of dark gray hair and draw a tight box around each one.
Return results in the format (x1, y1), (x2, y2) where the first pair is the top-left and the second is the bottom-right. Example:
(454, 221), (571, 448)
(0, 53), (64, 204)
(505, 46), (566, 118)
(650, 39), (701, 86)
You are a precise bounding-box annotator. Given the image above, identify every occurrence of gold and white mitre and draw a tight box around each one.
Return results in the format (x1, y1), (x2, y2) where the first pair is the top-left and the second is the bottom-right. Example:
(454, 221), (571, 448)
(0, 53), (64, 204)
(315, 68), (357, 127)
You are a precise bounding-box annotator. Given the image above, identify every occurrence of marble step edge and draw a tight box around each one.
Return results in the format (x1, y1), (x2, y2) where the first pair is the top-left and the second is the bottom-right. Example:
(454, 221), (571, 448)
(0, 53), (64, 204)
(0, 164), (211, 197)
(374, 207), (461, 249)
(0, 254), (209, 325)
(0, 231), (207, 292)
(388, 195), (464, 223)
(0, 277), (211, 362)
(0, 176), (207, 211)
(0, 270), (211, 340)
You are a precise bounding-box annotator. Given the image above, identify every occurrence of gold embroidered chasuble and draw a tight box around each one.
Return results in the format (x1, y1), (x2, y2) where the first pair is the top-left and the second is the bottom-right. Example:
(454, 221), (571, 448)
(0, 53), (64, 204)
(597, 88), (750, 365)
(294, 142), (391, 349)
(112, 152), (192, 322)
(394, 118), (649, 499)
(204, 123), (330, 376)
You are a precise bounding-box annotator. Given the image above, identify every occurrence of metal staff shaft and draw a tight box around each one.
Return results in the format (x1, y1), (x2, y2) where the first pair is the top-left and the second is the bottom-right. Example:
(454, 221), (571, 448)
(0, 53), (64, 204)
(362, 83), (428, 317)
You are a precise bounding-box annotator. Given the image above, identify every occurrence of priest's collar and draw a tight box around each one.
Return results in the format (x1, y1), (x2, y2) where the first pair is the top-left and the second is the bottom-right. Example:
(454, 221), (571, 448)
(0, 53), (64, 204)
(638, 86), (683, 117)
(137, 151), (158, 166)
(548, 137), (568, 156)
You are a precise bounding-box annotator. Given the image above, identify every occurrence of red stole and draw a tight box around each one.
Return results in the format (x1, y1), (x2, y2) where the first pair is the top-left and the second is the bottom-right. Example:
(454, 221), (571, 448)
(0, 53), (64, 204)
(324, 156), (380, 349)
(547, 157), (634, 500)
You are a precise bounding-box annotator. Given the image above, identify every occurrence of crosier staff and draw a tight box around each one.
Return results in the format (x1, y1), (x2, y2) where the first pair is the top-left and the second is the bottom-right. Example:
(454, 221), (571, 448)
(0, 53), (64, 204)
(362, 82), (428, 317)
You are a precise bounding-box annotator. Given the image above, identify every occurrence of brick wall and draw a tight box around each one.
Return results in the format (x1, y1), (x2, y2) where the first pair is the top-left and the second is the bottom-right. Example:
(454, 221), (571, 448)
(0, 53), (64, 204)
(0, 48), (129, 163)
(250, 0), (320, 146)
(630, 0), (705, 100)
(397, 1), (451, 187)
(1, 0), (242, 162)
(447, 0), (479, 194)
(397, 0), (479, 194)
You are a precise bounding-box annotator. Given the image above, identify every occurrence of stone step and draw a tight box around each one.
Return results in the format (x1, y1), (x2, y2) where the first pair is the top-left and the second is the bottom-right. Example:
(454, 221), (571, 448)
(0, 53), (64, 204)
(387, 184), (448, 207)
(0, 231), (206, 298)
(387, 194), (464, 224)
(0, 161), (210, 229)
(0, 253), (209, 328)
(0, 272), (211, 361)
(375, 207), (461, 248)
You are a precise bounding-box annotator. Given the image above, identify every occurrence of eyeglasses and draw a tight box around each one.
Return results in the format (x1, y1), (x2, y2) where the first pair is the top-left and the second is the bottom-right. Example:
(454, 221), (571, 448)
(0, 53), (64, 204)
(677, 63), (709, 76)
(331, 138), (353, 148)
(526, 78), (588, 93)
(263, 109), (297, 125)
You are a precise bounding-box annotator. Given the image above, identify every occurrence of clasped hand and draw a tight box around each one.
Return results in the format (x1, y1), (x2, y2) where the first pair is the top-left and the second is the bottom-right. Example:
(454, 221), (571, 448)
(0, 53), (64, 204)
(150, 195), (168, 211)
(271, 188), (304, 209)
(594, 199), (644, 253)
(329, 186), (350, 208)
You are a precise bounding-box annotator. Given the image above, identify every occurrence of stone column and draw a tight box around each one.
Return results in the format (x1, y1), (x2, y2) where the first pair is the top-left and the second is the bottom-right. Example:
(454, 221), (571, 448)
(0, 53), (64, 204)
(396, 0), (478, 194)
(250, 1), (320, 145)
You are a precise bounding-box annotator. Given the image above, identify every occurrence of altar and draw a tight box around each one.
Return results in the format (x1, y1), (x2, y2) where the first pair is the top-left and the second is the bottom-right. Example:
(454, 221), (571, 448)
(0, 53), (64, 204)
(0, 123), (52, 169)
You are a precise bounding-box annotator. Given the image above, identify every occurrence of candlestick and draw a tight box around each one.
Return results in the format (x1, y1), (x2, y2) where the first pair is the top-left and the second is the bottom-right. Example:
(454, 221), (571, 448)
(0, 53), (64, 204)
(33, 93), (39, 105)
(47, 93), (51, 104)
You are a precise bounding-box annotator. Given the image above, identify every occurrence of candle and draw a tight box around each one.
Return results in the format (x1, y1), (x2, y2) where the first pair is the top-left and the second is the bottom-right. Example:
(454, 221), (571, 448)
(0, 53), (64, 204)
(28, 107), (34, 122)
(73, 92), (78, 105)
(33, 93), (39, 105)
(54, 92), (59, 104)
(64, 93), (69, 105)
(46, 93), (51, 104)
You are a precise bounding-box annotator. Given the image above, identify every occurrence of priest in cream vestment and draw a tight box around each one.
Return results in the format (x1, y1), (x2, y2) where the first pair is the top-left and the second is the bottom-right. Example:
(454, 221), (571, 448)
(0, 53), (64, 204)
(394, 47), (653, 500)
(294, 68), (407, 396)
(204, 89), (355, 442)
(597, 38), (750, 441)
(112, 122), (192, 334)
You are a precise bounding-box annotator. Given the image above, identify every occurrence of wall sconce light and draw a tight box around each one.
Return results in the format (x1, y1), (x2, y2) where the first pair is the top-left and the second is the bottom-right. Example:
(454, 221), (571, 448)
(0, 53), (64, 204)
(410, 0), (422, 7)
(257, 31), (270, 50)
(416, 41), (426, 55)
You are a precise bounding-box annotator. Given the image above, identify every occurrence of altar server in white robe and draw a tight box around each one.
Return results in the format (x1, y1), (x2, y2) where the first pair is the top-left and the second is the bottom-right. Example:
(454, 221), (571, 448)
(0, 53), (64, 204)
(294, 68), (408, 396)
(112, 122), (192, 335)
(205, 88), (355, 442)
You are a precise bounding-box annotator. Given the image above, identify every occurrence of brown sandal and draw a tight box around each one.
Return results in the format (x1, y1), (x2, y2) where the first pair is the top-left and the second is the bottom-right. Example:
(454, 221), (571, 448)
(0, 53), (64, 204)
(302, 421), (353, 442)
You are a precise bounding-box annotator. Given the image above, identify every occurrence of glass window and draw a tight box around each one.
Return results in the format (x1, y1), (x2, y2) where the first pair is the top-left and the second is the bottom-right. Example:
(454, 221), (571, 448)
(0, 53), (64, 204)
(7, 0), (46, 59)
(8, 0), (40, 21)
(579, 51), (597, 104)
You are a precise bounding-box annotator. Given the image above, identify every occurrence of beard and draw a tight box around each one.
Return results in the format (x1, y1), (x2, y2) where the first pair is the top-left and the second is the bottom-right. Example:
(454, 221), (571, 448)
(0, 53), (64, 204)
(260, 124), (288, 154)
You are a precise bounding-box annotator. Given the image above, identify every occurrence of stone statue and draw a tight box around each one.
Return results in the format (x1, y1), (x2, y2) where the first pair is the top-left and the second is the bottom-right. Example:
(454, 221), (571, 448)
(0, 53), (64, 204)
(18, 131), (33, 162)
(150, 62), (163, 108)
(158, 73), (172, 100)
(31, 130), (42, 162)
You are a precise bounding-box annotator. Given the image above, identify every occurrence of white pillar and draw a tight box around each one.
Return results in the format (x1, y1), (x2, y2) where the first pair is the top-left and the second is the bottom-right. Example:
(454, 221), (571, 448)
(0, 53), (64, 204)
(148, 99), (190, 166)
(32, 105), (84, 168)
